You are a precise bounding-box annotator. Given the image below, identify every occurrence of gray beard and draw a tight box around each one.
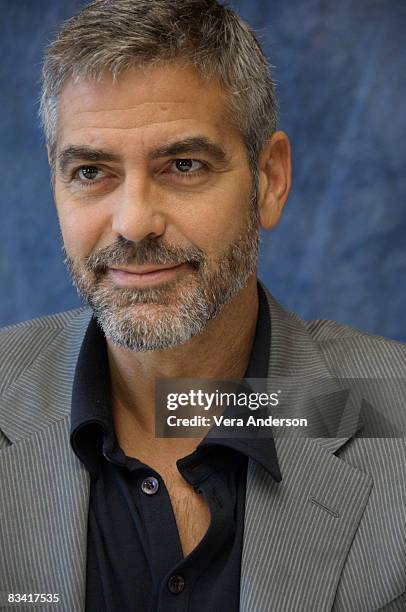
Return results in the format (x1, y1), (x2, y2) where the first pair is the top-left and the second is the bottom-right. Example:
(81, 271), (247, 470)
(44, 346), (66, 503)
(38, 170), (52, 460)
(64, 194), (259, 352)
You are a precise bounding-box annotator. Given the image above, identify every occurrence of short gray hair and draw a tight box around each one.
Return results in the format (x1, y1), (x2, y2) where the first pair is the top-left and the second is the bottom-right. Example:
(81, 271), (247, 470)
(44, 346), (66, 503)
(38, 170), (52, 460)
(39, 0), (278, 176)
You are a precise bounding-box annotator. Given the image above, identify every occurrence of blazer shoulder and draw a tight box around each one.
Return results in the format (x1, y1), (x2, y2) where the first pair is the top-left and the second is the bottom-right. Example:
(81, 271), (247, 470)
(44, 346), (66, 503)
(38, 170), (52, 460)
(0, 308), (91, 396)
(305, 318), (406, 377)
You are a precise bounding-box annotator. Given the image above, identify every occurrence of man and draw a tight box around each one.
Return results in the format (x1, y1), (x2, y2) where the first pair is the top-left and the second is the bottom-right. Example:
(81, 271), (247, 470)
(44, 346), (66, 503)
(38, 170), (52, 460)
(0, 1), (405, 611)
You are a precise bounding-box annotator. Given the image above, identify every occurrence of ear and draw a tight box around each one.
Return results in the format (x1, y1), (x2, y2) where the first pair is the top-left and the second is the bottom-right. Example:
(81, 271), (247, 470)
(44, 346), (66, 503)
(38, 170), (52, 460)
(257, 131), (292, 230)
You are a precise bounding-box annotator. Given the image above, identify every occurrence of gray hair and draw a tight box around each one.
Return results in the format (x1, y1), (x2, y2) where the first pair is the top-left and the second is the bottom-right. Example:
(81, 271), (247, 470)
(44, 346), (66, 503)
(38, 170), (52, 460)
(39, 0), (278, 178)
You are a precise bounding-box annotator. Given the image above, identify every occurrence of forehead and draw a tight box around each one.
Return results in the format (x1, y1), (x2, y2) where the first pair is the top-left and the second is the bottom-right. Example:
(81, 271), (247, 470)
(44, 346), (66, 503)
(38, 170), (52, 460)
(56, 63), (240, 154)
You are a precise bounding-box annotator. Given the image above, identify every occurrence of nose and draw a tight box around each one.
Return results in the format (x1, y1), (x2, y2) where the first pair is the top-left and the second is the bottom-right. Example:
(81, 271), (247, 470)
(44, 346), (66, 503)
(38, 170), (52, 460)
(111, 176), (166, 242)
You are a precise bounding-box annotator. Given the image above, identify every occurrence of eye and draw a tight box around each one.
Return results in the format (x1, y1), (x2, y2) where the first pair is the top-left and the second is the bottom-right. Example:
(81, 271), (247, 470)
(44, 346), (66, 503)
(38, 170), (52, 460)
(77, 166), (102, 181)
(171, 159), (205, 174)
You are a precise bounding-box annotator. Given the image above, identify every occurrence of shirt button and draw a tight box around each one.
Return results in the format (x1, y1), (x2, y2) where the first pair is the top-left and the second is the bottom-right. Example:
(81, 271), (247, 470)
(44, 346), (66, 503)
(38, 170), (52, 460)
(141, 476), (159, 495)
(167, 574), (185, 594)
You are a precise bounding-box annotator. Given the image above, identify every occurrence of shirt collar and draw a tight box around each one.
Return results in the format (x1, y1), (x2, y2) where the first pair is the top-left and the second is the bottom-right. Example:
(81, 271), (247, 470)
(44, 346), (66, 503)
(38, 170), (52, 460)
(70, 316), (113, 478)
(70, 281), (281, 482)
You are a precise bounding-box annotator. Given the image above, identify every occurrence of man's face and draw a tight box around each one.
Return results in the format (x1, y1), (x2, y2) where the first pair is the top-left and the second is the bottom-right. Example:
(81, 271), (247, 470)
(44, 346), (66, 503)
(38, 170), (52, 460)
(53, 62), (259, 351)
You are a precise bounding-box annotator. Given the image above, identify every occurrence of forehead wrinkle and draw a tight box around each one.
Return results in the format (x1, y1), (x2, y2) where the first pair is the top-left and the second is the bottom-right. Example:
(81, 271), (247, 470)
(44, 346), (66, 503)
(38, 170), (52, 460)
(67, 119), (199, 131)
(67, 101), (196, 114)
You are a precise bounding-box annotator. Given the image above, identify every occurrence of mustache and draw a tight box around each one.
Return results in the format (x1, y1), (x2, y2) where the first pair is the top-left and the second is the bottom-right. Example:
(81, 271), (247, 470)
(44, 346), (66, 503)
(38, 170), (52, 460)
(80, 236), (205, 274)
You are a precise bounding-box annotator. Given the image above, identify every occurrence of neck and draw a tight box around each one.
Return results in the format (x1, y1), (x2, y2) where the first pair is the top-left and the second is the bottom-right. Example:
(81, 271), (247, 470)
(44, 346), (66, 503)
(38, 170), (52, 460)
(106, 274), (259, 448)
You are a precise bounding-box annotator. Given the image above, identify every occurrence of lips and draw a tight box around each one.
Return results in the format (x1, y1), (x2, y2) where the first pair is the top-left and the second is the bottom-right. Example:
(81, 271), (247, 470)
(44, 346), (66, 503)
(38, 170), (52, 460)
(107, 263), (185, 287)
(108, 263), (183, 275)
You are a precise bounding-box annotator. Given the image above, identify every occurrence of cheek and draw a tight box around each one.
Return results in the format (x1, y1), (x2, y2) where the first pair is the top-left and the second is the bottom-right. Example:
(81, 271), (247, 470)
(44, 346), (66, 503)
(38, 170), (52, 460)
(55, 183), (113, 256)
(57, 205), (110, 257)
(172, 186), (250, 252)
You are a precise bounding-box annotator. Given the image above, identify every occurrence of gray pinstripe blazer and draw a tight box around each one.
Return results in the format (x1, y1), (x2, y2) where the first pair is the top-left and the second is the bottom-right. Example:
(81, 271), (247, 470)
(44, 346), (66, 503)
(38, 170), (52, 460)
(0, 284), (405, 612)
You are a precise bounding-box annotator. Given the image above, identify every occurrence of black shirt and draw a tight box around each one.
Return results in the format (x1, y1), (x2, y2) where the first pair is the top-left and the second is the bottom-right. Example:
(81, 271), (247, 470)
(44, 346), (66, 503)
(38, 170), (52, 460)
(70, 283), (281, 612)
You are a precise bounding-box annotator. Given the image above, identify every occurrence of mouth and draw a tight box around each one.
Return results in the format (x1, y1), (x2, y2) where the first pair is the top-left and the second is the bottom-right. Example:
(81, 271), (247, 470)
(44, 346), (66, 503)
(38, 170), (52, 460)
(107, 263), (186, 287)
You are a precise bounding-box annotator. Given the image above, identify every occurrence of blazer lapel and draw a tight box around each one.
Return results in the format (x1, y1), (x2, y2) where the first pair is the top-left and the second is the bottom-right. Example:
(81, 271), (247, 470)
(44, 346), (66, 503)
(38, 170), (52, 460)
(0, 310), (92, 612)
(241, 437), (372, 612)
(239, 286), (373, 612)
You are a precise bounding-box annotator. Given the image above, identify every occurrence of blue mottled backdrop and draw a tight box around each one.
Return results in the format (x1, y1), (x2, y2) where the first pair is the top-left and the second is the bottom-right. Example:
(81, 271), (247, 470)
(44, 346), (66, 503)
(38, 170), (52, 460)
(1, 0), (405, 340)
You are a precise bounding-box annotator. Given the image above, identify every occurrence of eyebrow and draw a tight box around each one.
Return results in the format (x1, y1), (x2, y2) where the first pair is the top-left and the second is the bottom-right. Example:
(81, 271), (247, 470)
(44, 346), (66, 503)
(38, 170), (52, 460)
(148, 137), (228, 165)
(57, 136), (229, 176)
(57, 146), (120, 176)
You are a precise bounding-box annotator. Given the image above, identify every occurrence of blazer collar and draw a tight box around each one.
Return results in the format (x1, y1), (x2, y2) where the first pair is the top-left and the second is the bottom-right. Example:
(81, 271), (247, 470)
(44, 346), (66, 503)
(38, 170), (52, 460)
(0, 308), (92, 443)
(261, 281), (363, 451)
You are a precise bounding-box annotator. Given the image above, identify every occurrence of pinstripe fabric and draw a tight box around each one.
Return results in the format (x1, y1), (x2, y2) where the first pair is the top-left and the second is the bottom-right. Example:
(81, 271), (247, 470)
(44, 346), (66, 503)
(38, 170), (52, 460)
(0, 429), (10, 449)
(0, 286), (405, 611)
(0, 309), (91, 611)
(0, 419), (90, 611)
(239, 287), (406, 612)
